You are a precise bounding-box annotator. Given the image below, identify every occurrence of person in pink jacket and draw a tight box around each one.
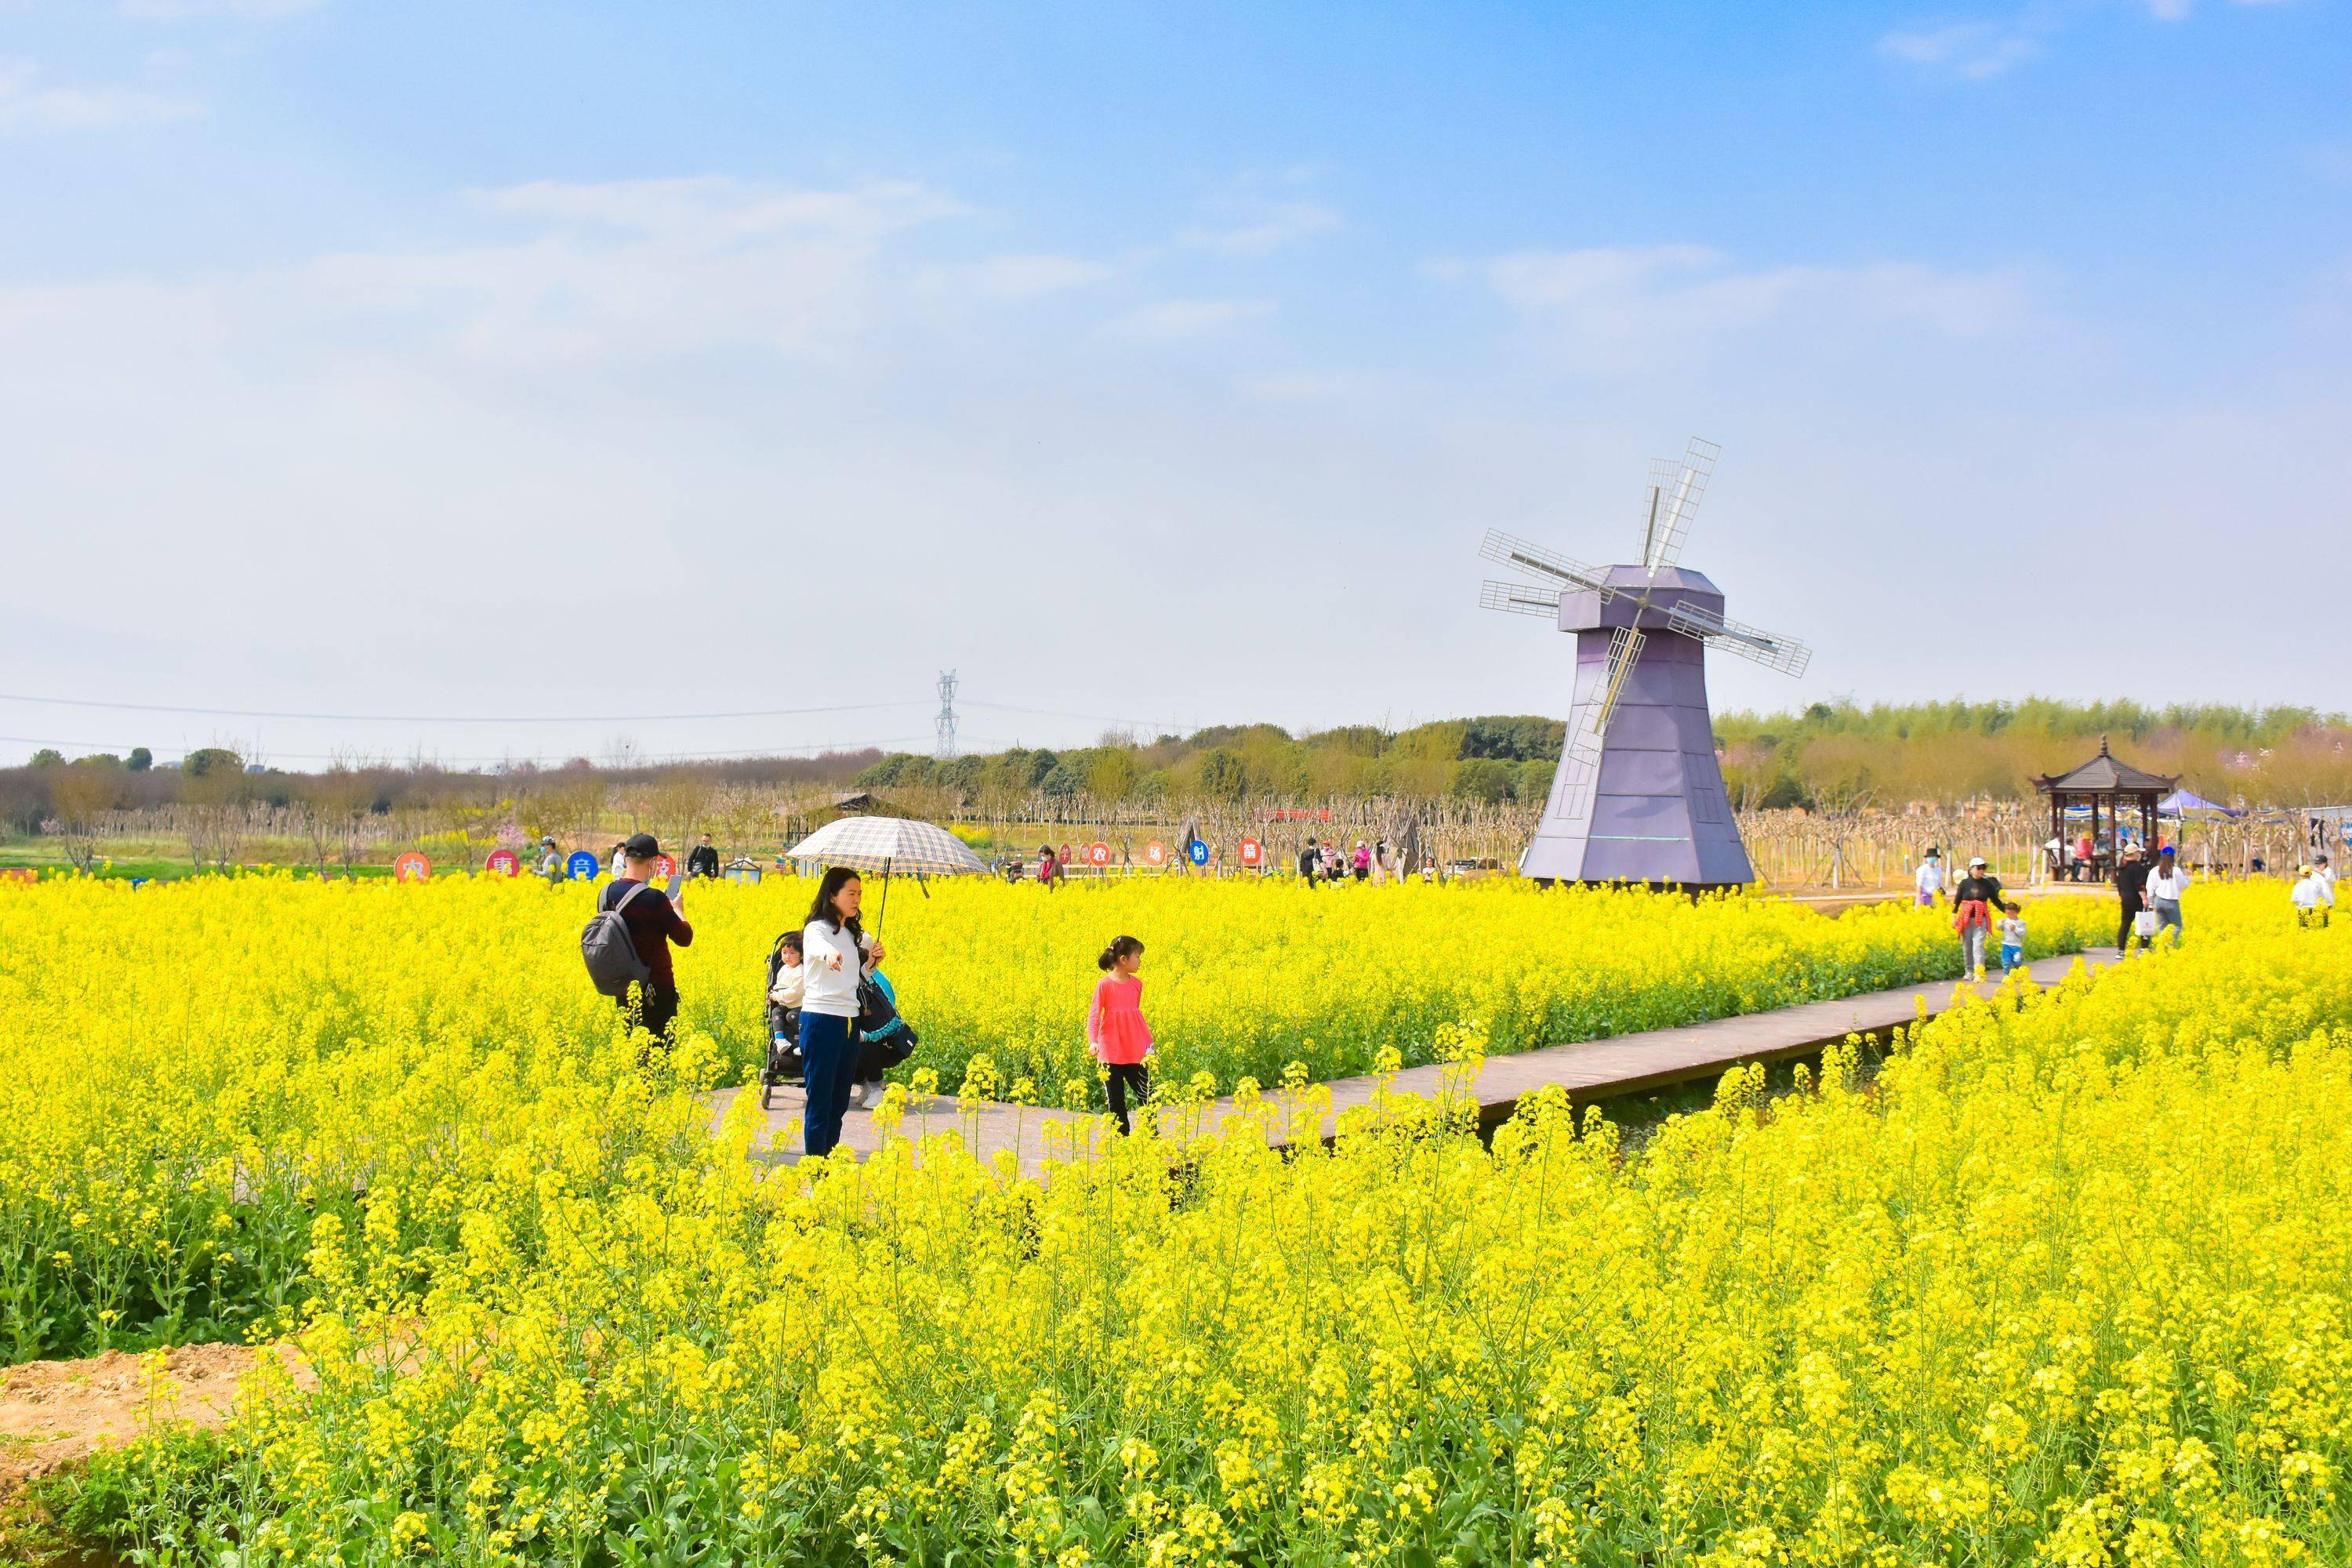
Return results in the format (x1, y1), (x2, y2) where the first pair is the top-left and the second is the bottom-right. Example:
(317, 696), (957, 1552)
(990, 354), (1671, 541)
(1088, 935), (1154, 1134)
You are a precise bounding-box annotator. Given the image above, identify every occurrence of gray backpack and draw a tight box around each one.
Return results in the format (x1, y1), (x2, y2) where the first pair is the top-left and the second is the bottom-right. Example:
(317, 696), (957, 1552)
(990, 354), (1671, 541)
(581, 883), (652, 997)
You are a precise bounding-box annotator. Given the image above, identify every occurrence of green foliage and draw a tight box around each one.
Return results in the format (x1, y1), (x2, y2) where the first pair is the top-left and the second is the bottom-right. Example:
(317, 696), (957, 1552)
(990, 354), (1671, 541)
(1451, 757), (1515, 803)
(1458, 714), (1566, 762)
(181, 747), (243, 779)
(127, 746), (152, 771)
(27, 749), (62, 768)
(1195, 748), (1249, 800)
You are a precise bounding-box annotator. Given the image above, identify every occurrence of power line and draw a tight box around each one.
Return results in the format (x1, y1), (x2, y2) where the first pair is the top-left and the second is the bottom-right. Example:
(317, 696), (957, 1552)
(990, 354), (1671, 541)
(0, 732), (994, 768)
(0, 692), (929, 724)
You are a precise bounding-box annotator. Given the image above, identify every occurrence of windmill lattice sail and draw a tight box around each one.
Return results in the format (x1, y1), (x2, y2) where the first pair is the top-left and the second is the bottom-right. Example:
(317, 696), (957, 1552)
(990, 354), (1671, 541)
(1664, 601), (1813, 678)
(1479, 579), (1564, 619)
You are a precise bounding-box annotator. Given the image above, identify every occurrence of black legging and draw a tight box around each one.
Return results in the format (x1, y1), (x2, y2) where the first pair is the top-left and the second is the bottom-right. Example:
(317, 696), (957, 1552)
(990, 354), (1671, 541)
(1105, 1062), (1149, 1134)
(2118, 899), (2142, 951)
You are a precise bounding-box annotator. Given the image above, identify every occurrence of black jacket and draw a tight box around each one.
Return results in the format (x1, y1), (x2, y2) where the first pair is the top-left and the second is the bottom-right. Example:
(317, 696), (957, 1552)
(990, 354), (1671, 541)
(687, 844), (721, 878)
(2115, 862), (2151, 908)
(1951, 873), (2005, 908)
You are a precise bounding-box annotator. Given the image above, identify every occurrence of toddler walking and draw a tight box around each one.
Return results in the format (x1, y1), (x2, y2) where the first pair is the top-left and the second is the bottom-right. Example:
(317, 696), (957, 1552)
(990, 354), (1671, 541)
(1997, 902), (2027, 973)
(1088, 935), (1154, 1134)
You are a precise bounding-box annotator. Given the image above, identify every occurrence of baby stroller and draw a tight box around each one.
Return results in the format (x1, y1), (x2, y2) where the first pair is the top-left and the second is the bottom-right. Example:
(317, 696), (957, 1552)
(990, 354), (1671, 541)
(760, 935), (804, 1112)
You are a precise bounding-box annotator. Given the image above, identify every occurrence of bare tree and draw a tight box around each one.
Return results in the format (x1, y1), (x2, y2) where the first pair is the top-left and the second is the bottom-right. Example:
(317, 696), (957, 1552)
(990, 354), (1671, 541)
(47, 761), (125, 873)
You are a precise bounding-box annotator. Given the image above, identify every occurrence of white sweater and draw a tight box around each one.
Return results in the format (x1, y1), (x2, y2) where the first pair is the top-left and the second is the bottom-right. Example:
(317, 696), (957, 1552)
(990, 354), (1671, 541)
(800, 920), (873, 1018)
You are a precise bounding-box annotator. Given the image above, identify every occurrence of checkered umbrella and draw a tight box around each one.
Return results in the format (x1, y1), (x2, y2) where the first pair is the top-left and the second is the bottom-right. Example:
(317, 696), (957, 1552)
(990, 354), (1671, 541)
(782, 815), (988, 931)
(784, 815), (989, 877)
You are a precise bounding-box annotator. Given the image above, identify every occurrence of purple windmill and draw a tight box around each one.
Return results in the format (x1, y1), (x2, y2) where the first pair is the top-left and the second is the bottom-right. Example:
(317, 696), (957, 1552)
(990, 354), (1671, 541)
(1479, 439), (1811, 889)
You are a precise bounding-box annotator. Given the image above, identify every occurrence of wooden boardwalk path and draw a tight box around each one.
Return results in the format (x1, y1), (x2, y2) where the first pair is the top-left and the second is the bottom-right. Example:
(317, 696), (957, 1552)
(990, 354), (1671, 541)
(708, 947), (2122, 1173)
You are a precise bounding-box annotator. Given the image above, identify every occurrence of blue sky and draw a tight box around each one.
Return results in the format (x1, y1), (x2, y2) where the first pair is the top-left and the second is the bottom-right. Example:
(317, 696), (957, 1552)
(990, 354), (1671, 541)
(3, 1), (2347, 767)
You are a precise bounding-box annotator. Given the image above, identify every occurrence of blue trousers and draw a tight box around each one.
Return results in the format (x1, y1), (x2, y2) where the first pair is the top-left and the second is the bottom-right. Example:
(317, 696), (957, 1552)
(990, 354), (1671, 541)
(800, 1011), (857, 1157)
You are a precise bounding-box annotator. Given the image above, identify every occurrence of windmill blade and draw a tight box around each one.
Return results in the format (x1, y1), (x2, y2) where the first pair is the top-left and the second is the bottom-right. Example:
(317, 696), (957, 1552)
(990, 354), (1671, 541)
(1552, 626), (1645, 813)
(1480, 529), (1610, 593)
(1642, 437), (1719, 572)
(1666, 599), (1813, 678)
(1479, 579), (1563, 619)
(1637, 457), (1679, 567)
(1591, 626), (1647, 728)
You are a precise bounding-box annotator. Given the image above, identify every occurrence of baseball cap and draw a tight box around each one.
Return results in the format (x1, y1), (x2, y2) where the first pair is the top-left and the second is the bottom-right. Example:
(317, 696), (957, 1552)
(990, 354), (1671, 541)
(622, 832), (661, 859)
(1969, 856), (1987, 866)
(2159, 844), (2175, 855)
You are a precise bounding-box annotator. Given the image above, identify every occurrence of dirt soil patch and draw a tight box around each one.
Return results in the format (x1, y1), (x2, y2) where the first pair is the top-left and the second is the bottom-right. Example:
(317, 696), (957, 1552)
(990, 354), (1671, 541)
(0, 1344), (299, 1501)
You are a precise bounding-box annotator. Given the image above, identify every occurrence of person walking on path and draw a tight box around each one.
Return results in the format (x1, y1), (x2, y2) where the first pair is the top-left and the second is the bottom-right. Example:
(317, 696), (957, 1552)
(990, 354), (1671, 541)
(2114, 844), (2151, 952)
(1298, 837), (1321, 887)
(1914, 847), (1946, 907)
(2319, 855), (2338, 900)
(2146, 845), (2190, 946)
(1037, 844), (1061, 890)
(1087, 935), (1154, 1134)
(597, 833), (693, 1053)
(2074, 833), (2094, 883)
(687, 833), (721, 879)
(2293, 864), (2334, 928)
(1351, 841), (1371, 882)
(536, 835), (562, 881)
(1950, 855), (2004, 981)
(799, 866), (885, 1158)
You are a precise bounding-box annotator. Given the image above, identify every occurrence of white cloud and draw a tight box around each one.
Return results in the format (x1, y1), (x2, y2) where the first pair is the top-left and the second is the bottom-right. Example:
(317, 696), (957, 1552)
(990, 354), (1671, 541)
(967, 252), (1116, 298)
(1878, 20), (2045, 79)
(1232, 369), (1385, 402)
(0, 56), (200, 132)
(1098, 297), (1276, 342)
(1179, 199), (1342, 256)
(281, 176), (968, 365)
(1462, 244), (2032, 372)
(121, 0), (323, 16)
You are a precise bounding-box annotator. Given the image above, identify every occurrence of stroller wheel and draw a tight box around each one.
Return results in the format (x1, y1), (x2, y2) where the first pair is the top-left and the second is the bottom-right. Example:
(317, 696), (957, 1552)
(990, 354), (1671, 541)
(760, 1080), (775, 1111)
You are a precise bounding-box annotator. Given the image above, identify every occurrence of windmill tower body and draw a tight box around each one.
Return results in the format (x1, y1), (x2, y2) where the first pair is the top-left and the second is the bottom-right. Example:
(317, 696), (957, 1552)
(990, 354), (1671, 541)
(1478, 438), (1809, 890)
(1523, 566), (1751, 886)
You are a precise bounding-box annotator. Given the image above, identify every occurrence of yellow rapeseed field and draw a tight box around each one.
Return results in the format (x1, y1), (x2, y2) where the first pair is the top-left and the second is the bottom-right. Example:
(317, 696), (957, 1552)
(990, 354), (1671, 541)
(0, 872), (2100, 1363)
(20, 870), (2314, 1566)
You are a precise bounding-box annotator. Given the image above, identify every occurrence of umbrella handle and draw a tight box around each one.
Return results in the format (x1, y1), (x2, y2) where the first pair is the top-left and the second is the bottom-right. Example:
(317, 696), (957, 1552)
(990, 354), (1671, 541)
(875, 856), (891, 936)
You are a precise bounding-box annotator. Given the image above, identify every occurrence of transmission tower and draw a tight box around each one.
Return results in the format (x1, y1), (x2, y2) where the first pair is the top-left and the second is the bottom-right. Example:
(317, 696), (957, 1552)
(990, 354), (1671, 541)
(935, 670), (960, 760)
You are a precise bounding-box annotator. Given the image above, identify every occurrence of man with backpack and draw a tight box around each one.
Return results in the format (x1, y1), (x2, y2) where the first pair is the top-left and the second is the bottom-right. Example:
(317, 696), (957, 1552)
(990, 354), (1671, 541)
(687, 832), (721, 880)
(583, 833), (694, 1051)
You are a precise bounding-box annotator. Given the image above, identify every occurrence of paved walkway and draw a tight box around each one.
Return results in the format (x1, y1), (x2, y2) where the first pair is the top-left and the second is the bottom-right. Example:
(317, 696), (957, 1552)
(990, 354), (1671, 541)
(708, 948), (2122, 1173)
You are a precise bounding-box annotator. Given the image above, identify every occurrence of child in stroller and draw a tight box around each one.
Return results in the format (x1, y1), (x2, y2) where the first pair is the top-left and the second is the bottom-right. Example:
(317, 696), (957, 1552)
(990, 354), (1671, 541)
(761, 931), (805, 1110)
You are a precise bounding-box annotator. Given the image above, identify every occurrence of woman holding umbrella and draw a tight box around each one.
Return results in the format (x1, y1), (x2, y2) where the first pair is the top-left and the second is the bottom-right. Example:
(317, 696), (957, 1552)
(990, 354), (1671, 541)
(800, 866), (886, 1158)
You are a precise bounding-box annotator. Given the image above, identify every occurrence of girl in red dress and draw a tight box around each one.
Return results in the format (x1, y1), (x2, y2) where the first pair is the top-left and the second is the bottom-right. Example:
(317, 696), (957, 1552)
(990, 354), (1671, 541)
(1088, 935), (1154, 1134)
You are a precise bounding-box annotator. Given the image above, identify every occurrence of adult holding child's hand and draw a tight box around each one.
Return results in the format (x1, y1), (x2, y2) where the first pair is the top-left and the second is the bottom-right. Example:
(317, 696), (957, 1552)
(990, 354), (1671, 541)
(800, 866), (885, 1157)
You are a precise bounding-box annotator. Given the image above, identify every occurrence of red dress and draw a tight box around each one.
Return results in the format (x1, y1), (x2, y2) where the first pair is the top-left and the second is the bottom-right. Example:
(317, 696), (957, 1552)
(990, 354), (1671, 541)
(1087, 974), (1153, 1065)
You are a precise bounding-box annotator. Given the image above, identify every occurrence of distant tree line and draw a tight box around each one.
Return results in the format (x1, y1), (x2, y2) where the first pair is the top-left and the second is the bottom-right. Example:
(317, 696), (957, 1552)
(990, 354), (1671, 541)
(5, 699), (2350, 852)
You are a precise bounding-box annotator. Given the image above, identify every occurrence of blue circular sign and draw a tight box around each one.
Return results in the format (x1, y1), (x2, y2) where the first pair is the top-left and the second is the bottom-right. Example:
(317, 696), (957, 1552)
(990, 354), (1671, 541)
(565, 850), (601, 880)
(1186, 840), (1210, 866)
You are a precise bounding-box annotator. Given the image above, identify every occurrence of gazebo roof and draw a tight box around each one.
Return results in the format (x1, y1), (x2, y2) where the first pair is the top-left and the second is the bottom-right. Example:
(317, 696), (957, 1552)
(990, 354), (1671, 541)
(2033, 735), (2178, 795)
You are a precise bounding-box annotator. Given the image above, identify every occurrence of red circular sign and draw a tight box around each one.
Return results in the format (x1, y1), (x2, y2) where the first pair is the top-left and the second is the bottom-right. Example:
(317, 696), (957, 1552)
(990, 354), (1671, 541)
(485, 849), (519, 877)
(1239, 837), (1263, 866)
(651, 853), (678, 878)
(1087, 841), (1112, 867)
(1144, 840), (1166, 866)
(392, 852), (431, 883)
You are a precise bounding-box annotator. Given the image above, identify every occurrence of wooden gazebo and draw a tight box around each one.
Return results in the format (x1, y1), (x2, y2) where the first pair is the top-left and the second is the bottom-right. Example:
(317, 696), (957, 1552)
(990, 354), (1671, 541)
(2034, 736), (2177, 883)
